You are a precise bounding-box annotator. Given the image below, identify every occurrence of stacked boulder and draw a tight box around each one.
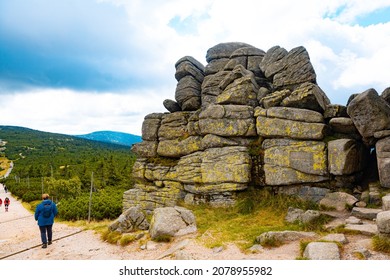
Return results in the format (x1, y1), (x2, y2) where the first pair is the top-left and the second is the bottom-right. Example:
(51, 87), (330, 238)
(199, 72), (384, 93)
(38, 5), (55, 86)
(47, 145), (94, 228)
(127, 42), (388, 213)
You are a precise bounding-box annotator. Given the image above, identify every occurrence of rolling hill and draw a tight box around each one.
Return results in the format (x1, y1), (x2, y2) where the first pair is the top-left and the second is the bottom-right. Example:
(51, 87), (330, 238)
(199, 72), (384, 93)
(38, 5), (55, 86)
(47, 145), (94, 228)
(75, 131), (142, 147)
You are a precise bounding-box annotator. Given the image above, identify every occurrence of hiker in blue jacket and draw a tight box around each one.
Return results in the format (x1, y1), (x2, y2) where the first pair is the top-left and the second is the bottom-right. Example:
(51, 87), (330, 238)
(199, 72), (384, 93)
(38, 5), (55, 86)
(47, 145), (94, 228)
(34, 193), (58, 248)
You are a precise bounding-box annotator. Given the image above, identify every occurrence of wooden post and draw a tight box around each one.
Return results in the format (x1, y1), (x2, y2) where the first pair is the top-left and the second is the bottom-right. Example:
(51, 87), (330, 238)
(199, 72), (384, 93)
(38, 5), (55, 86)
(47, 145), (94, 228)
(88, 172), (93, 223)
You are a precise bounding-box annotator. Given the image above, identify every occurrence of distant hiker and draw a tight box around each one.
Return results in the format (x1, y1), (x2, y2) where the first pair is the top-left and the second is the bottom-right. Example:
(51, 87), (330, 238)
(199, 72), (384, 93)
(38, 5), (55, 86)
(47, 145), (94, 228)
(0, 198), (2, 209)
(34, 194), (58, 248)
(4, 197), (10, 212)
(4, 185), (7, 193)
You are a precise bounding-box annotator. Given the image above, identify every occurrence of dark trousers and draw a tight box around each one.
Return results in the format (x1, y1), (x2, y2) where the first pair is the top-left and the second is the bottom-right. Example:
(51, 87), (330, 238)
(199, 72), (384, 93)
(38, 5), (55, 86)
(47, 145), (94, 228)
(39, 225), (53, 244)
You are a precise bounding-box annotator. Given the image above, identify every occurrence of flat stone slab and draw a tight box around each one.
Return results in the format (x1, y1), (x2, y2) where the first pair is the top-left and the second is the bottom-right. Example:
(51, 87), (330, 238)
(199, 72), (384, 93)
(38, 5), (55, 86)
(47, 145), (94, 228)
(303, 242), (340, 260)
(345, 223), (378, 236)
(256, 231), (318, 244)
(345, 216), (363, 225)
(321, 233), (349, 244)
(351, 207), (382, 220)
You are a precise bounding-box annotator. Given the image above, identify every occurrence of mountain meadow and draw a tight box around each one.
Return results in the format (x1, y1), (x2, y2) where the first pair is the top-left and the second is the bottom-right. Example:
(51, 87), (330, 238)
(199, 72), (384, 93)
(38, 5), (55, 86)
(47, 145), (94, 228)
(0, 126), (137, 220)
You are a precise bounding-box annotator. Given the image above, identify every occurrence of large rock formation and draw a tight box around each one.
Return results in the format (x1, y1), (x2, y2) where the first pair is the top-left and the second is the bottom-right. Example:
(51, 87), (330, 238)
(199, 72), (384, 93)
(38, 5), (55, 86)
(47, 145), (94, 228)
(128, 41), (389, 213)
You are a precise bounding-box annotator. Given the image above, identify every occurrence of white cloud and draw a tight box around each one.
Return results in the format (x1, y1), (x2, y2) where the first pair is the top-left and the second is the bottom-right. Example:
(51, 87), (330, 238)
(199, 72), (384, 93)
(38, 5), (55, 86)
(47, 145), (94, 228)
(2, 0), (390, 134)
(0, 88), (170, 135)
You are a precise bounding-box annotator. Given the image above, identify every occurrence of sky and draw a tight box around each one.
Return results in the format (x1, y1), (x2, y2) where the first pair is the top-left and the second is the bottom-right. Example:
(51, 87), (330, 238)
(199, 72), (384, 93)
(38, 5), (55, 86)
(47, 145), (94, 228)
(0, 0), (390, 136)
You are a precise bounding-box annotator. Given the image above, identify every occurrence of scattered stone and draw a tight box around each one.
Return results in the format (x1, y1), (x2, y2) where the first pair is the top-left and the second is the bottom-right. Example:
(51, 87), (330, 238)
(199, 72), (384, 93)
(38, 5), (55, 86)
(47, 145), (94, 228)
(213, 246), (224, 253)
(149, 207), (197, 239)
(321, 233), (349, 244)
(145, 241), (159, 251)
(345, 216), (363, 225)
(284, 208), (321, 225)
(345, 224), (378, 236)
(353, 248), (371, 259)
(351, 207), (382, 220)
(376, 211), (390, 237)
(285, 207), (305, 223)
(319, 192), (358, 211)
(174, 250), (194, 260)
(303, 242), (340, 260)
(256, 231), (317, 244)
(355, 201), (367, 208)
(157, 239), (190, 259)
(248, 244), (264, 253)
(108, 206), (149, 233)
(383, 195), (390, 211)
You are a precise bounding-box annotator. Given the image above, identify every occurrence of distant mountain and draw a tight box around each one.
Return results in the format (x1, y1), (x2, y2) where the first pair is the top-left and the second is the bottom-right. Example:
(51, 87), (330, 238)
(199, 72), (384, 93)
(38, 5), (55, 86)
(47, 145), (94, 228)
(75, 131), (142, 147)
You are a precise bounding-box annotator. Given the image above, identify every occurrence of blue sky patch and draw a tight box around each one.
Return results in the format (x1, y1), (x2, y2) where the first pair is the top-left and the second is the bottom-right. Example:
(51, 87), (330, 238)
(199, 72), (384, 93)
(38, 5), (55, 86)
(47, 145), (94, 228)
(355, 6), (390, 26)
(168, 13), (210, 35)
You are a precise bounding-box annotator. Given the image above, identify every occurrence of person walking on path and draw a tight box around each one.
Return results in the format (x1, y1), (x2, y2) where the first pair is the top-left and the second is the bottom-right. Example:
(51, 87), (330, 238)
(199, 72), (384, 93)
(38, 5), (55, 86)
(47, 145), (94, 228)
(34, 193), (58, 248)
(0, 198), (2, 210)
(4, 197), (10, 212)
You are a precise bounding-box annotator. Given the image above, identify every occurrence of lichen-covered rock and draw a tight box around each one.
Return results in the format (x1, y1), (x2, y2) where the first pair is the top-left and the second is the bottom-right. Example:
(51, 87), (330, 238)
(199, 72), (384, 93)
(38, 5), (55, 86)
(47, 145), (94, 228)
(217, 65), (259, 106)
(281, 82), (330, 113)
(142, 113), (164, 141)
(201, 134), (238, 149)
(206, 42), (254, 63)
(260, 46), (316, 88)
(347, 88), (390, 143)
(175, 56), (205, 83)
(126, 41), (390, 214)
(131, 141), (158, 158)
(324, 104), (348, 119)
(260, 89), (291, 108)
(123, 182), (183, 214)
(255, 107), (324, 123)
(163, 99), (181, 113)
(158, 112), (192, 140)
(175, 76), (202, 111)
(157, 136), (203, 158)
(201, 71), (230, 106)
(199, 104), (256, 137)
(329, 117), (358, 134)
(201, 146), (251, 185)
(328, 139), (366, 175)
(256, 115), (327, 140)
(376, 136), (390, 188)
(263, 139), (328, 175)
(262, 139), (328, 185)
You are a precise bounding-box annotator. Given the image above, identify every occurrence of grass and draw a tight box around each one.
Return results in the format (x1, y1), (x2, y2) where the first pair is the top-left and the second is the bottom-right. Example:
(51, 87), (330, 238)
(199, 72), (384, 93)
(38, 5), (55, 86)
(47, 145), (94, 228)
(372, 235), (390, 253)
(187, 188), (328, 250)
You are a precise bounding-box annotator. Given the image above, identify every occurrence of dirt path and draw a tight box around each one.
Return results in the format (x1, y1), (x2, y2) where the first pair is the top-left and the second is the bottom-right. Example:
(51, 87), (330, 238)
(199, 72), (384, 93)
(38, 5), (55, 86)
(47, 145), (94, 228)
(1, 186), (389, 260)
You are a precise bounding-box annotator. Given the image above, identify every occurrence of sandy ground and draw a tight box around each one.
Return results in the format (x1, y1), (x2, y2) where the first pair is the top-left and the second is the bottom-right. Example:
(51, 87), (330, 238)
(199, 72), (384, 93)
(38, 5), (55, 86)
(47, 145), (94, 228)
(1, 186), (390, 260)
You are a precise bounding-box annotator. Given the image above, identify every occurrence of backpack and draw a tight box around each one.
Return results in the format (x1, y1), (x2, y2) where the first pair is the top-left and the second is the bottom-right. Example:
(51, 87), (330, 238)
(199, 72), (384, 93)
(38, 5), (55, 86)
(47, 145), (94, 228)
(42, 202), (53, 218)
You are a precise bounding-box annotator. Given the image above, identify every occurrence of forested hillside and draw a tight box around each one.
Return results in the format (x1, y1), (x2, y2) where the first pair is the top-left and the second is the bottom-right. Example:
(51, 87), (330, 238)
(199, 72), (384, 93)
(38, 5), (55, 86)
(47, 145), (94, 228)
(0, 126), (137, 220)
(75, 130), (142, 146)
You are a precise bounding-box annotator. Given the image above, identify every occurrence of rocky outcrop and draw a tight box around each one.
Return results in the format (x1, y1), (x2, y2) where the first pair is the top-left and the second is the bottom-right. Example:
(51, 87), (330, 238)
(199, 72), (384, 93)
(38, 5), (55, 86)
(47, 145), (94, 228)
(127, 41), (390, 213)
